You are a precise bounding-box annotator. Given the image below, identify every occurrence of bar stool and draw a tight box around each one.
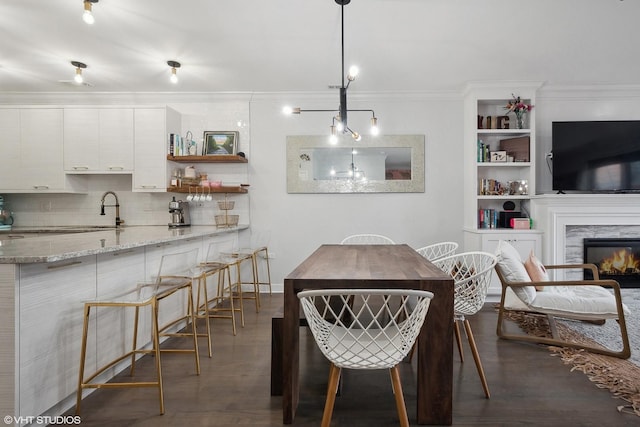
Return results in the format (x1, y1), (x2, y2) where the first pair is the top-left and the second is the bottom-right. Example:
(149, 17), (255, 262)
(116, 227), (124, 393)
(236, 245), (272, 296)
(220, 248), (259, 313)
(198, 238), (248, 333)
(75, 248), (200, 416)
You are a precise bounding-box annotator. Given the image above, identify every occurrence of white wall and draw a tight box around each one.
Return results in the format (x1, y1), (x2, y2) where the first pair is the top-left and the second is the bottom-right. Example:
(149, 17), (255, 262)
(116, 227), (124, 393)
(247, 93), (463, 284)
(2, 91), (464, 289)
(7, 86), (640, 287)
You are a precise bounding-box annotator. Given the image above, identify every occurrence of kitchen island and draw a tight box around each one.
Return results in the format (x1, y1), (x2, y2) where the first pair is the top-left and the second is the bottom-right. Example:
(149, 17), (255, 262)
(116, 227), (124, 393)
(0, 225), (249, 424)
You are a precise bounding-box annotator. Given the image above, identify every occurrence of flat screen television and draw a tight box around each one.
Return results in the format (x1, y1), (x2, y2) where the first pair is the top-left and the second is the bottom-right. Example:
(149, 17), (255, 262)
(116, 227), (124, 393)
(552, 120), (640, 193)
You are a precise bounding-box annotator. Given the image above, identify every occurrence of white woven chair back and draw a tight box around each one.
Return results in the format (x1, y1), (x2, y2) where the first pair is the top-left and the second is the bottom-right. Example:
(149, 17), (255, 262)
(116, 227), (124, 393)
(416, 241), (459, 261)
(340, 234), (395, 245)
(432, 251), (497, 317)
(298, 289), (433, 370)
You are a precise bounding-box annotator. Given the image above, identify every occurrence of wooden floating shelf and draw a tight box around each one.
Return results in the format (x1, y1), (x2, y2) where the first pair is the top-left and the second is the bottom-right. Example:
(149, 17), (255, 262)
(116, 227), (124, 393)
(167, 155), (248, 163)
(167, 186), (248, 194)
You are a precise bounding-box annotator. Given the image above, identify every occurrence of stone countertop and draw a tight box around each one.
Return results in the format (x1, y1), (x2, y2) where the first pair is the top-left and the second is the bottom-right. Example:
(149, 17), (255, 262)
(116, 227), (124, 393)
(0, 225), (248, 264)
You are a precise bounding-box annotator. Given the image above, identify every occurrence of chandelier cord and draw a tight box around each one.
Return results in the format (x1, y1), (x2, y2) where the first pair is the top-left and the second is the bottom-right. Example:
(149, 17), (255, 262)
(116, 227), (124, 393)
(341, 2), (345, 90)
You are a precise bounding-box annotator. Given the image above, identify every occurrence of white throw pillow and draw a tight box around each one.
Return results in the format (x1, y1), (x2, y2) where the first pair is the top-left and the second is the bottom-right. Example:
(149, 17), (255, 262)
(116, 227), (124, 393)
(494, 240), (536, 305)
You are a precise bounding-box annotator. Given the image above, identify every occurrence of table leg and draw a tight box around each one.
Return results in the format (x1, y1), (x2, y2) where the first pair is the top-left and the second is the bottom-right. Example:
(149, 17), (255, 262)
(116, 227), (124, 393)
(417, 284), (453, 425)
(282, 281), (299, 424)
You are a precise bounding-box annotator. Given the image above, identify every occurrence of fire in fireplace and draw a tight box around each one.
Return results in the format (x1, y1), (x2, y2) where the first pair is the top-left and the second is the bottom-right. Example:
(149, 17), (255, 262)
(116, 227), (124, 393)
(583, 238), (640, 288)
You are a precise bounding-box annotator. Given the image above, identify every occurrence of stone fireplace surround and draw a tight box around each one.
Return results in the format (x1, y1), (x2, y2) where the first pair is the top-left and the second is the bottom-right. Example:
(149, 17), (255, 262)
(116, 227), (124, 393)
(531, 194), (640, 281)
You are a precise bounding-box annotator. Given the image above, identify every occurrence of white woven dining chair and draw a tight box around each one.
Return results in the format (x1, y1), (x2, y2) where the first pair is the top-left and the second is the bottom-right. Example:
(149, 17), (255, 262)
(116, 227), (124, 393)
(298, 288), (434, 427)
(340, 234), (395, 244)
(432, 251), (497, 398)
(415, 241), (459, 261)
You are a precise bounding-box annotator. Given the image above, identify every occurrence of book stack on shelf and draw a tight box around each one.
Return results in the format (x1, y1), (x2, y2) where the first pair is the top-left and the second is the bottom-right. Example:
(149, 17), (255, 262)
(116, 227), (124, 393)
(168, 133), (184, 156)
(478, 179), (506, 196)
(478, 209), (498, 229)
(168, 133), (197, 156)
(477, 139), (489, 162)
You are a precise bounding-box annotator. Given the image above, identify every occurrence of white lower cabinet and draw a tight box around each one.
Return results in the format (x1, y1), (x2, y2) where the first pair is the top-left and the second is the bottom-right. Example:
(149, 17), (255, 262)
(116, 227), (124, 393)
(92, 247), (146, 379)
(18, 256), (96, 417)
(464, 230), (543, 295)
(7, 231), (241, 420)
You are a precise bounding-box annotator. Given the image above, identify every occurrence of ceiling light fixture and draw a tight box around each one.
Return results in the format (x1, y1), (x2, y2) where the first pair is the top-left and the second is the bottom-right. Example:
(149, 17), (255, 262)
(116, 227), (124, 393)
(283, 0), (379, 143)
(82, 0), (98, 25)
(71, 61), (87, 84)
(167, 60), (180, 84)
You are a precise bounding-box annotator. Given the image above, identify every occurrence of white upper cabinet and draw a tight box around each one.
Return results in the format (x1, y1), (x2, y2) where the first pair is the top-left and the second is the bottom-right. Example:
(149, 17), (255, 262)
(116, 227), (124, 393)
(0, 109), (21, 188)
(21, 109), (65, 190)
(18, 109), (86, 192)
(64, 108), (134, 173)
(133, 107), (181, 192)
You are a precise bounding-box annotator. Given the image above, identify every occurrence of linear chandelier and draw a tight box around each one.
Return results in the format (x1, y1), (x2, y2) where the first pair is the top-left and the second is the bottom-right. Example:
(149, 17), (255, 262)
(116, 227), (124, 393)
(283, 0), (379, 144)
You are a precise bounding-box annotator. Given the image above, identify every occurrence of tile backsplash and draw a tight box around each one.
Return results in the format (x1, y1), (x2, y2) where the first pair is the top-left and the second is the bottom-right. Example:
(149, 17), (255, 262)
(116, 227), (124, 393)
(2, 175), (248, 228)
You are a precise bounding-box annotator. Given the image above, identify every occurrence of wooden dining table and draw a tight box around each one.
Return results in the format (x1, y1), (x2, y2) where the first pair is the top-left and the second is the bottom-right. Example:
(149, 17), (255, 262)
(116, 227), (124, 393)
(282, 244), (454, 425)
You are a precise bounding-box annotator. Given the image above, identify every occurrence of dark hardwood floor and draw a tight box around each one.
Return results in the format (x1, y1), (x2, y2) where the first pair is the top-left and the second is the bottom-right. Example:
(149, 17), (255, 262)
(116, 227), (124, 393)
(69, 294), (638, 426)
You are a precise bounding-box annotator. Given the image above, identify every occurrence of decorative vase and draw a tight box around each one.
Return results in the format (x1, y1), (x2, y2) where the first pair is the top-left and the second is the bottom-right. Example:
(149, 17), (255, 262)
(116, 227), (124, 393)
(515, 111), (526, 129)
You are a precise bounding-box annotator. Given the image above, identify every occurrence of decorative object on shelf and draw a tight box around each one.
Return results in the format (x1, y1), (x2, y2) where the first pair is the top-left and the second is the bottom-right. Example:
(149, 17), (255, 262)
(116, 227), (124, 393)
(504, 94), (534, 129)
(500, 136), (530, 162)
(480, 115), (510, 130)
(503, 200), (516, 211)
(490, 150), (507, 162)
(508, 180), (529, 195)
(497, 116), (510, 129)
(479, 179), (508, 196)
(282, 0), (379, 143)
(184, 131), (198, 155)
(203, 131), (238, 155)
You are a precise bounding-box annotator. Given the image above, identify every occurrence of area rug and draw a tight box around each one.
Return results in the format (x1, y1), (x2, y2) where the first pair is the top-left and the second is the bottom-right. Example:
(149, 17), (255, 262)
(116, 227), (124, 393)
(501, 289), (640, 416)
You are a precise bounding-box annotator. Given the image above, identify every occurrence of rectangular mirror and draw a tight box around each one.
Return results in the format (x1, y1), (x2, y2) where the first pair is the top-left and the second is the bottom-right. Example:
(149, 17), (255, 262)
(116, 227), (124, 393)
(287, 135), (425, 193)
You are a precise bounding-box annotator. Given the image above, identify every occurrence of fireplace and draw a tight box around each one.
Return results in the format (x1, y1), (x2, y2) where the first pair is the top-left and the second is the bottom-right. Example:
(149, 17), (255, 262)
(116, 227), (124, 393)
(583, 238), (640, 288)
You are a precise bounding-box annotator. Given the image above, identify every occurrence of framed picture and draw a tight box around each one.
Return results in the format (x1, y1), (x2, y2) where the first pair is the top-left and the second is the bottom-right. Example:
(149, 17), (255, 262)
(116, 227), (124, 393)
(203, 131), (238, 155)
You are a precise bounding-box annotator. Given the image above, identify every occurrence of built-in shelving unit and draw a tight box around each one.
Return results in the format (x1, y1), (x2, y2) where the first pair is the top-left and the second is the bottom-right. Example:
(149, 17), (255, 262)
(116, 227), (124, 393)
(463, 83), (543, 295)
(463, 84), (541, 231)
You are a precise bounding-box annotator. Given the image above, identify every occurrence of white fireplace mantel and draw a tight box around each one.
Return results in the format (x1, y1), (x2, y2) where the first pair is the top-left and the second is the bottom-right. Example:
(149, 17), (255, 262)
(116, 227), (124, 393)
(532, 194), (640, 272)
